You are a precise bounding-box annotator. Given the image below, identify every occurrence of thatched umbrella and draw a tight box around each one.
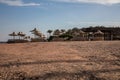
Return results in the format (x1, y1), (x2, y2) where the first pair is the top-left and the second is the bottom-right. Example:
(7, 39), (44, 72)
(20, 32), (26, 39)
(30, 28), (36, 37)
(17, 32), (22, 40)
(17, 32), (25, 39)
(94, 30), (104, 35)
(9, 32), (17, 40)
(24, 36), (30, 40)
(30, 28), (37, 32)
(30, 28), (42, 38)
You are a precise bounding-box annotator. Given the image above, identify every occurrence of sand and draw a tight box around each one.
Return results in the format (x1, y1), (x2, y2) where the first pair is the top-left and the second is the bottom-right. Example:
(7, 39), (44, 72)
(0, 41), (120, 80)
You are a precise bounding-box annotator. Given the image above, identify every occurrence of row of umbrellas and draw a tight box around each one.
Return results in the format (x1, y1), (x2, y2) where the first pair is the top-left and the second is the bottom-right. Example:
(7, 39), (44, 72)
(9, 32), (27, 40)
(9, 29), (104, 40)
(9, 32), (25, 36)
(9, 28), (45, 40)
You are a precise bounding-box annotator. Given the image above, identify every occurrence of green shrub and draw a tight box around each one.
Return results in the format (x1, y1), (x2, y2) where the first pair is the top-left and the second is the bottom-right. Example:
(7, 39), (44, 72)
(59, 34), (73, 40)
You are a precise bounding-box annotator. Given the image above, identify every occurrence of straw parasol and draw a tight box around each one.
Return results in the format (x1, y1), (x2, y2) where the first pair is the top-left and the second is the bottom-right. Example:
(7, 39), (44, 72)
(9, 32), (17, 40)
(94, 30), (104, 35)
(30, 28), (43, 38)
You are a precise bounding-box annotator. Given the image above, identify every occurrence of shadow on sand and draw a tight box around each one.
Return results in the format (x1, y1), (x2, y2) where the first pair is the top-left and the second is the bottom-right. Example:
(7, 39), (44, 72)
(0, 59), (120, 67)
(25, 71), (106, 80)
(0, 59), (120, 80)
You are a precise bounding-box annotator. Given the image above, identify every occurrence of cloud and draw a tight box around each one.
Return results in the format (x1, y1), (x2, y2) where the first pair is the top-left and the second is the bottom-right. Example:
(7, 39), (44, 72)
(52, 0), (120, 5)
(0, 0), (40, 6)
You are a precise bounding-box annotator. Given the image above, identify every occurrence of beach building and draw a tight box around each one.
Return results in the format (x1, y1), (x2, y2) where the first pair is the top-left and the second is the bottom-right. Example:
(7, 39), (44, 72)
(93, 30), (104, 40)
(72, 30), (86, 41)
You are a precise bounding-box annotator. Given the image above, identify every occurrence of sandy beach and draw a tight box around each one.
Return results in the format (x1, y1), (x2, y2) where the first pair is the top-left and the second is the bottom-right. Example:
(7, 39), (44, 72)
(0, 41), (120, 80)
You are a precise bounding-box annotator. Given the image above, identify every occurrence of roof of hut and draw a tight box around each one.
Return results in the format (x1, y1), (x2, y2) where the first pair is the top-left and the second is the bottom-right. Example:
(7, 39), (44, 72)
(94, 30), (104, 35)
(30, 28), (41, 33)
(79, 30), (85, 34)
(72, 30), (85, 36)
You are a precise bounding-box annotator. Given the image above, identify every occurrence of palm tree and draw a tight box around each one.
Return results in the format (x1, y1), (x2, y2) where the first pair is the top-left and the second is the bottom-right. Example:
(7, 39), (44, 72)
(47, 30), (53, 36)
(9, 32), (17, 40)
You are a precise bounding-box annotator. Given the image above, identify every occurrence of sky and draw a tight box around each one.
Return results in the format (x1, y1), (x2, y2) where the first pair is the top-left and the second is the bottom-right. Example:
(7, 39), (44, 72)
(0, 0), (120, 41)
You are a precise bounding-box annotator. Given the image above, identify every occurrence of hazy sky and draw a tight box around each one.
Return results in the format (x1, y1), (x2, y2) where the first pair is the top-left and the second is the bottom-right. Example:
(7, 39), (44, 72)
(0, 0), (120, 41)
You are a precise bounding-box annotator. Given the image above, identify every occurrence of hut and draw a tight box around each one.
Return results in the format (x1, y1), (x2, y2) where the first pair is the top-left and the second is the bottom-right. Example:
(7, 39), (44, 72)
(94, 30), (104, 40)
(72, 30), (86, 41)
